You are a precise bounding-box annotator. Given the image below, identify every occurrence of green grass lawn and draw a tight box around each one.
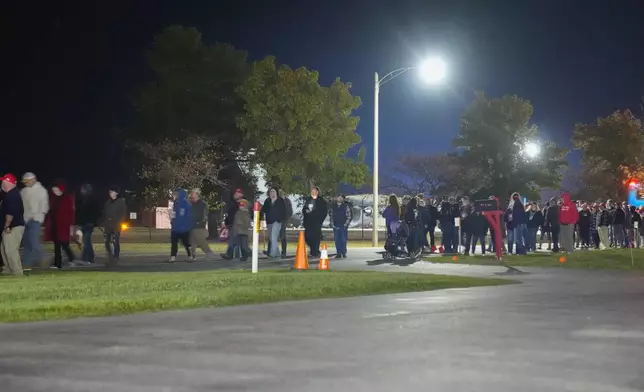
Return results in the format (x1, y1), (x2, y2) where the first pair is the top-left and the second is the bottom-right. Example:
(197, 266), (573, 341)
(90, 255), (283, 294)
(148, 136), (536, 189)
(425, 249), (644, 270)
(42, 240), (384, 254)
(0, 270), (513, 323)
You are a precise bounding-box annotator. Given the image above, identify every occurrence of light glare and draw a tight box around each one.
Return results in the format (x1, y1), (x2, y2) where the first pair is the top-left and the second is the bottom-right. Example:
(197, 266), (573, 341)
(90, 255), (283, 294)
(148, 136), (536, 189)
(419, 57), (446, 84)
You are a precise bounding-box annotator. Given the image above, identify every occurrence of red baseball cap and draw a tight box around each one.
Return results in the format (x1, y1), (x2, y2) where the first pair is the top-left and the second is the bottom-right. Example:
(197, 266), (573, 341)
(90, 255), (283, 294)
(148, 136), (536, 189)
(0, 174), (16, 185)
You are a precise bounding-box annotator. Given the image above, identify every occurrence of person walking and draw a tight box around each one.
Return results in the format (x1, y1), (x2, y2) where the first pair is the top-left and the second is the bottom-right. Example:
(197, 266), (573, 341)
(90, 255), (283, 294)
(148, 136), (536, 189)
(261, 188), (286, 258)
(278, 189), (293, 258)
(0, 174), (25, 276)
(189, 188), (215, 260)
(168, 189), (192, 263)
(44, 182), (78, 269)
(302, 186), (327, 257)
(612, 202), (626, 248)
(75, 183), (101, 263)
(221, 189), (244, 259)
(559, 192), (579, 253)
(231, 198), (252, 261)
(101, 186), (127, 265)
(20, 172), (49, 268)
(330, 194), (353, 259)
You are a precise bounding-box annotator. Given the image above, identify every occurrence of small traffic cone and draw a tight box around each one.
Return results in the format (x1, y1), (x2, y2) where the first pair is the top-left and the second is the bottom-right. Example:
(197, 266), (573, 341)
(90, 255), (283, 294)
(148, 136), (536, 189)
(293, 231), (309, 271)
(318, 244), (330, 270)
(559, 255), (566, 264)
(451, 255), (458, 261)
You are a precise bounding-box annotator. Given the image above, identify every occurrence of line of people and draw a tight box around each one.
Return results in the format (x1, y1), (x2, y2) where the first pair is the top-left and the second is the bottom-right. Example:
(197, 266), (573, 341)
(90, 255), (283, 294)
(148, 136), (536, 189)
(219, 186), (354, 261)
(0, 172), (129, 276)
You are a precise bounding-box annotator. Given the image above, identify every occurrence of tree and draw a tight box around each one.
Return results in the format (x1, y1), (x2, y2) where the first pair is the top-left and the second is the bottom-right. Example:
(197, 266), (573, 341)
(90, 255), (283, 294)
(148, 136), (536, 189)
(454, 92), (568, 200)
(135, 135), (227, 208)
(133, 25), (249, 151)
(383, 153), (474, 196)
(237, 56), (367, 196)
(573, 110), (644, 200)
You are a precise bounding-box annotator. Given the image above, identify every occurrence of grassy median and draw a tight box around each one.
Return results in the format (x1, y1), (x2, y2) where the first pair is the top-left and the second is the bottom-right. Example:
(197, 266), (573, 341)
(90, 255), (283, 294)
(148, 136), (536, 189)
(425, 249), (644, 270)
(0, 270), (513, 323)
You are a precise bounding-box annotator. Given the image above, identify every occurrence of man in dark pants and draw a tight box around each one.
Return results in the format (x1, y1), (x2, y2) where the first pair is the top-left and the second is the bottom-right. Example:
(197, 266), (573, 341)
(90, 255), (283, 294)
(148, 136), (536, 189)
(439, 197), (454, 254)
(279, 189), (293, 257)
(546, 197), (561, 252)
(302, 186), (328, 257)
(426, 198), (438, 251)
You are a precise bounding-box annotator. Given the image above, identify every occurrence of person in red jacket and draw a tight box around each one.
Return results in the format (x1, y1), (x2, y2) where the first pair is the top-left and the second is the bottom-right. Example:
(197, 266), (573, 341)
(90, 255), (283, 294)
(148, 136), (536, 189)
(44, 181), (78, 269)
(559, 192), (579, 253)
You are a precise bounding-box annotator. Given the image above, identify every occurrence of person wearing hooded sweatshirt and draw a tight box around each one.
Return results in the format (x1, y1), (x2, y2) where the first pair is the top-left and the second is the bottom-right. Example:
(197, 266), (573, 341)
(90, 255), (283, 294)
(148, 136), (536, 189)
(75, 183), (101, 263)
(101, 185), (127, 264)
(168, 189), (193, 262)
(20, 172), (49, 267)
(329, 194), (353, 259)
(44, 181), (77, 269)
(302, 186), (327, 257)
(559, 192), (579, 253)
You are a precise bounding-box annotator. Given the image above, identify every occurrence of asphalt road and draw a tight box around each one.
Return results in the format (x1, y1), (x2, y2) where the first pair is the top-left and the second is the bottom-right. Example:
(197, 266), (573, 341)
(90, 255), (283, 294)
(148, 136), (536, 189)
(2, 252), (644, 391)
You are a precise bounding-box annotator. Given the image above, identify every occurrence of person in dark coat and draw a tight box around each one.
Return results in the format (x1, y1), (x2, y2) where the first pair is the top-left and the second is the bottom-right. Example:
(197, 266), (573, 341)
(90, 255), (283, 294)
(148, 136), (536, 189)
(222, 188), (244, 258)
(404, 197), (423, 256)
(466, 211), (488, 255)
(425, 197), (438, 251)
(438, 197), (455, 254)
(101, 185), (128, 264)
(44, 181), (77, 269)
(525, 202), (544, 252)
(75, 183), (101, 263)
(577, 203), (592, 249)
(302, 186), (328, 257)
(261, 188), (286, 258)
(546, 197), (561, 252)
(508, 193), (527, 255)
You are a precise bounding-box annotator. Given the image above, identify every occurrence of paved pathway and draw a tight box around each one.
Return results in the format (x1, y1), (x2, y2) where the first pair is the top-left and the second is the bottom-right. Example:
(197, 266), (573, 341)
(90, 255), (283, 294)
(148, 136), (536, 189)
(3, 248), (644, 391)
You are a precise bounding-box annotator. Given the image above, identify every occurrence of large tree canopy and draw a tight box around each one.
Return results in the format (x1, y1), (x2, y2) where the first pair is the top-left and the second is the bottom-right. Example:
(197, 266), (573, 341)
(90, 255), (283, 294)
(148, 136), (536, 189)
(237, 56), (367, 195)
(453, 92), (568, 200)
(133, 25), (249, 150)
(573, 110), (644, 200)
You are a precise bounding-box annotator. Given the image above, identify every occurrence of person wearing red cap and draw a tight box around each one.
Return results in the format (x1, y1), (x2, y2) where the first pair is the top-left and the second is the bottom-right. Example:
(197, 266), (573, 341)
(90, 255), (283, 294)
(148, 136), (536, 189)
(0, 173), (25, 276)
(44, 181), (78, 269)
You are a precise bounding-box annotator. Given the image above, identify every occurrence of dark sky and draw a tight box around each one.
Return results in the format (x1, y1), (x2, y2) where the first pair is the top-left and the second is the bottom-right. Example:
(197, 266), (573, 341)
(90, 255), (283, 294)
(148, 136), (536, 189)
(2, 0), (644, 189)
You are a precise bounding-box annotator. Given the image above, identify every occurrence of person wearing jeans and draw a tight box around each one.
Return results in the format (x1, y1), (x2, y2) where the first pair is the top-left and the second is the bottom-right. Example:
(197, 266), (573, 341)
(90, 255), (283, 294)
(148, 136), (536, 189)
(261, 188), (286, 258)
(101, 186), (127, 265)
(20, 172), (49, 267)
(525, 202), (543, 252)
(330, 195), (353, 258)
(1, 174), (25, 276)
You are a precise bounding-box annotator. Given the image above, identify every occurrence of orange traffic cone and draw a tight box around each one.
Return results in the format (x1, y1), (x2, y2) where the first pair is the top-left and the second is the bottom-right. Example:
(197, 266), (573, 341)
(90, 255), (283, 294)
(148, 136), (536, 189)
(293, 231), (309, 271)
(451, 255), (458, 261)
(318, 244), (330, 270)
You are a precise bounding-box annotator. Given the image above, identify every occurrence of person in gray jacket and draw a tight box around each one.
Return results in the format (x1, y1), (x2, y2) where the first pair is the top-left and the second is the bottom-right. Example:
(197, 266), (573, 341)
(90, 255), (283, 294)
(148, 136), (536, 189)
(101, 186), (127, 265)
(189, 188), (214, 260)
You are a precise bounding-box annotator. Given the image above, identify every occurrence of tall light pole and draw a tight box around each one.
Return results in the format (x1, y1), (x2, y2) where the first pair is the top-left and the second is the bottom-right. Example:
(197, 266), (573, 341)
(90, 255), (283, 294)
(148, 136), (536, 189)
(372, 58), (447, 247)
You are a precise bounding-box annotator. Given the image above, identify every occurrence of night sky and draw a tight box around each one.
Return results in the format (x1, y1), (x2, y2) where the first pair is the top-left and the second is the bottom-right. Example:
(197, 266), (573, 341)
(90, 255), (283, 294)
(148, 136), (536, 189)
(2, 0), (644, 190)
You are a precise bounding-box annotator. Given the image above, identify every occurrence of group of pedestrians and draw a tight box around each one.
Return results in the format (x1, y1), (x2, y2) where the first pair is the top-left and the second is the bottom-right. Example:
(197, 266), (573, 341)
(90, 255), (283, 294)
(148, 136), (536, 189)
(0, 172), (128, 276)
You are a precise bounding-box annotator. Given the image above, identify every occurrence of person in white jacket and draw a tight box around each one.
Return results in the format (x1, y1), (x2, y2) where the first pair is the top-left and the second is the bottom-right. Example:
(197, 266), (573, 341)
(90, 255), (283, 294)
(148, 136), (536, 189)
(20, 172), (49, 267)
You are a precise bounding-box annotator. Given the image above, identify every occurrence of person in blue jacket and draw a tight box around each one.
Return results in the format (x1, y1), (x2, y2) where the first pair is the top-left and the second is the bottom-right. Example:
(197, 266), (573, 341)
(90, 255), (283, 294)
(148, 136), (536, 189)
(168, 188), (193, 263)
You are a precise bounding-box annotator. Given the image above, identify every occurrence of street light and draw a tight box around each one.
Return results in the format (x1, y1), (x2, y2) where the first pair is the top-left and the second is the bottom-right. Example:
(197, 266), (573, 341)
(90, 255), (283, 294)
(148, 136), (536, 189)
(372, 57), (447, 247)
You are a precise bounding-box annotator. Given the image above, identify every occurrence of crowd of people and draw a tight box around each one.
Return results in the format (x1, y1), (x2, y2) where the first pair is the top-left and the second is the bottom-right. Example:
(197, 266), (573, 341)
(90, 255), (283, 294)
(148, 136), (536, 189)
(219, 187), (354, 261)
(381, 191), (644, 257)
(0, 172), (128, 276)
